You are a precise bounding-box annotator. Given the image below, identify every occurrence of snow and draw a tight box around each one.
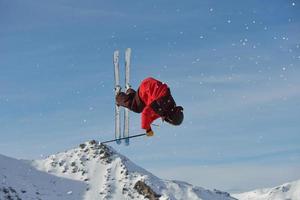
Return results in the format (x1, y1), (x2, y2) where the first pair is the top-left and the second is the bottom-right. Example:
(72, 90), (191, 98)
(233, 179), (300, 200)
(1, 140), (236, 200)
(1, 140), (300, 199)
(0, 154), (86, 200)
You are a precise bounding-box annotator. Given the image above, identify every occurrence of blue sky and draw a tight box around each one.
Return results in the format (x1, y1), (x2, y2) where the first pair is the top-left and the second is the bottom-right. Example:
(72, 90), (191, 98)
(1, 0), (300, 192)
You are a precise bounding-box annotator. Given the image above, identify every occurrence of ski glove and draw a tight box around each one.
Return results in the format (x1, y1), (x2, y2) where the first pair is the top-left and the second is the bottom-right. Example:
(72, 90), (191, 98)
(146, 129), (154, 137)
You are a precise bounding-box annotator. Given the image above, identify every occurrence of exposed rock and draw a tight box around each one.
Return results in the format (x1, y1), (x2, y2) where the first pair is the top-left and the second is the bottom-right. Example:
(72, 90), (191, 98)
(213, 189), (231, 197)
(79, 143), (86, 149)
(0, 186), (22, 200)
(134, 180), (161, 200)
(89, 140), (97, 145)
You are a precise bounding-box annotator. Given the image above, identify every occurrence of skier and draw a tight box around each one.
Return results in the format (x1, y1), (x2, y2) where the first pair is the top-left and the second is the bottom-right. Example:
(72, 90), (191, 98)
(116, 77), (184, 137)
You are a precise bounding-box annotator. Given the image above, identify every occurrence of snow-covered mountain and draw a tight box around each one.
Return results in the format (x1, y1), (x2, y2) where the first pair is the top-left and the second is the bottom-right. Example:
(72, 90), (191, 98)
(233, 179), (300, 200)
(0, 153), (86, 200)
(0, 140), (235, 200)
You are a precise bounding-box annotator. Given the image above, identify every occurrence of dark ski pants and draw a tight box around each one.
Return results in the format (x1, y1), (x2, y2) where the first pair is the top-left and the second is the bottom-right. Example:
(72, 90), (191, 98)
(116, 88), (145, 113)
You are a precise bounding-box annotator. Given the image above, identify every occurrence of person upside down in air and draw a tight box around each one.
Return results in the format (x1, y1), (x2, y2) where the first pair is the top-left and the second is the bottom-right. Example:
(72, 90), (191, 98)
(116, 77), (184, 136)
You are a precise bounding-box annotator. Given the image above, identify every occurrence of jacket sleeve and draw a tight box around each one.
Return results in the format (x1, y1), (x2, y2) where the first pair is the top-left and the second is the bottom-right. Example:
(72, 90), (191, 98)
(141, 106), (160, 131)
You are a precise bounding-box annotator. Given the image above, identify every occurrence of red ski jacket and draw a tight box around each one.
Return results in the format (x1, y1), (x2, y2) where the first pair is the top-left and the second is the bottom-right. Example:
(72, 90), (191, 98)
(138, 77), (169, 131)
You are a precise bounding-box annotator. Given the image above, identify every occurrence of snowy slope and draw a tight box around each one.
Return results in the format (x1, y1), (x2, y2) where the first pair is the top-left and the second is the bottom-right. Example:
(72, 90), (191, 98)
(27, 140), (235, 200)
(0, 154), (86, 200)
(233, 179), (300, 200)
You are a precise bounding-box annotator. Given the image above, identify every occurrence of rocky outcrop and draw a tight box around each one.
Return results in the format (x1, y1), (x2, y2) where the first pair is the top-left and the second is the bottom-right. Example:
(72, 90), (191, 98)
(134, 180), (161, 200)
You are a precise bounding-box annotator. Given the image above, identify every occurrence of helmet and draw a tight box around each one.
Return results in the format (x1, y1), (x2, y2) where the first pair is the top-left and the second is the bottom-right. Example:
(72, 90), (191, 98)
(165, 106), (184, 126)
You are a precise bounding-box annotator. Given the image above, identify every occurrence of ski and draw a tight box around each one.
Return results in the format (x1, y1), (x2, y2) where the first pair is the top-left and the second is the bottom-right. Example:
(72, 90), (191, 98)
(124, 48), (131, 146)
(113, 50), (121, 144)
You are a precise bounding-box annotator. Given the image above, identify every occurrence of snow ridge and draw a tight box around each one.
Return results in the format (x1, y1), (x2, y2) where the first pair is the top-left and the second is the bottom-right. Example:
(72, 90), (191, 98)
(33, 140), (236, 200)
(234, 179), (300, 200)
(2, 140), (236, 200)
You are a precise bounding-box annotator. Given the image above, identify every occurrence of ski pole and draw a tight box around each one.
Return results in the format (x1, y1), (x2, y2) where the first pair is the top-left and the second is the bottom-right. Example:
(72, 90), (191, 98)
(101, 133), (146, 144)
(151, 123), (160, 127)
